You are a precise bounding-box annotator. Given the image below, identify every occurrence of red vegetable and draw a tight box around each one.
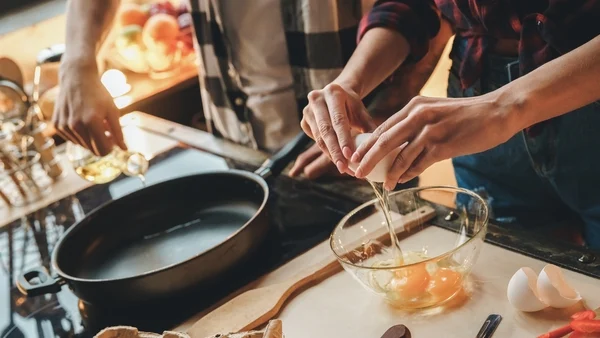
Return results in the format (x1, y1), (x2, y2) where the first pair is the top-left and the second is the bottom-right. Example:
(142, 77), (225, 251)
(177, 2), (189, 15)
(569, 332), (600, 337)
(178, 33), (193, 48)
(149, 1), (177, 17)
(538, 324), (573, 338)
(571, 320), (600, 333)
(572, 311), (598, 321)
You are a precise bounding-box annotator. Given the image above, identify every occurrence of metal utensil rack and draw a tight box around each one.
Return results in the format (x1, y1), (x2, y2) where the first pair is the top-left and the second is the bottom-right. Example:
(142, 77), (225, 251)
(0, 48), (66, 209)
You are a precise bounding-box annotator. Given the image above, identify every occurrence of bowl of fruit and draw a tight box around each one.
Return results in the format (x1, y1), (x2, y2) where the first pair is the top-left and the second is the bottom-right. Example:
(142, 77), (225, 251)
(108, 0), (195, 78)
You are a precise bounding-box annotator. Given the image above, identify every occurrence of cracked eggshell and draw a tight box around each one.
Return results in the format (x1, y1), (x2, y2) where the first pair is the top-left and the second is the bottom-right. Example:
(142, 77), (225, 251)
(507, 267), (548, 312)
(536, 264), (581, 308)
(347, 133), (403, 183)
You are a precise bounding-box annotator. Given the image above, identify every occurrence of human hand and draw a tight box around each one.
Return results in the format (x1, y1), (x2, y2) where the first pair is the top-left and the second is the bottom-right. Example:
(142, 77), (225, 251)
(300, 83), (376, 175)
(53, 62), (127, 156)
(288, 143), (351, 179)
(351, 94), (518, 190)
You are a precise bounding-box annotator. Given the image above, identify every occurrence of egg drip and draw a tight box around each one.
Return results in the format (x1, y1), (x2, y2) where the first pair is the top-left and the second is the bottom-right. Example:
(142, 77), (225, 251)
(353, 133), (465, 308)
(368, 180), (405, 265)
(365, 179), (464, 308)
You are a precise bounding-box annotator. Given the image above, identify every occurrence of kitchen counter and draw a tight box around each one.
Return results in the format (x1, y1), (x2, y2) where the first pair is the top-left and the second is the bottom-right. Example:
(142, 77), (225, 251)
(174, 199), (600, 336)
(206, 225), (600, 338)
(1, 113), (599, 337)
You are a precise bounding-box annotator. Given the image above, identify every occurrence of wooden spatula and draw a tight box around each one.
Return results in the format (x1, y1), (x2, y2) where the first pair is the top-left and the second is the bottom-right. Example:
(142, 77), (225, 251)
(188, 205), (437, 338)
(188, 256), (339, 338)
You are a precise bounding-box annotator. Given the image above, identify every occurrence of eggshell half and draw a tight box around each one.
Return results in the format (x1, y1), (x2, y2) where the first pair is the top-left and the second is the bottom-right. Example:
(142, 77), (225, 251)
(507, 267), (548, 312)
(537, 264), (581, 308)
(347, 133), (404, 183)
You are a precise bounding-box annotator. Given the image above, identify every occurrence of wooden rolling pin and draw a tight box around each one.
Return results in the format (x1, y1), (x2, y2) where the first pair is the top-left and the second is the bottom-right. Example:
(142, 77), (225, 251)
(188, 205), (437, 338)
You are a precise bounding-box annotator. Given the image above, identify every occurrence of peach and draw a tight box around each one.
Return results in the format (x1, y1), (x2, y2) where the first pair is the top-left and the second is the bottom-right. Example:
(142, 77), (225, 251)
(117, 3), (149, 27)
(142, 13), (179, 49)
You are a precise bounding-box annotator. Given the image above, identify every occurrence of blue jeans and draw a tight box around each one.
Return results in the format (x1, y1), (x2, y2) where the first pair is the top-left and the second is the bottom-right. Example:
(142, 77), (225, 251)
(448, 37), (600, 249)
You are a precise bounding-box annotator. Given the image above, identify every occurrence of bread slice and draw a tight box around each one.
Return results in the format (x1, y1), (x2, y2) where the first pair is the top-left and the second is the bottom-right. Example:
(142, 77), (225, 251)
(263, 320), (283, 338)
(94, 320), (284, 338)
(95, 326), (140, 338)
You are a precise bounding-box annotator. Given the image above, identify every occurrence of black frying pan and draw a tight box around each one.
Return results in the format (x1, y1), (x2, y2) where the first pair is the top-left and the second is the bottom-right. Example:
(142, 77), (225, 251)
(17, 132), (311, 306)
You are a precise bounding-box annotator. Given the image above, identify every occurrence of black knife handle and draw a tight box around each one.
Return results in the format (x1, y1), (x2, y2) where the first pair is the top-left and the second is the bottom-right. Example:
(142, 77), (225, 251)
(381, 324), (411, 338)
(476, 314), (503, 338)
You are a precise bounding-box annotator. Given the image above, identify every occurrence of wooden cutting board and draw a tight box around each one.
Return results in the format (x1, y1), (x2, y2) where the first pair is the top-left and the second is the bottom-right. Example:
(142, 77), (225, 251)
(179, 225), (600, 338)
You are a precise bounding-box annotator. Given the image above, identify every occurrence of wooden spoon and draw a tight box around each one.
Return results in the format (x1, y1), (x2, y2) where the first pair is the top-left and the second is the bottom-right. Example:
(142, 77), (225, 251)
(188, 205), (437, 338)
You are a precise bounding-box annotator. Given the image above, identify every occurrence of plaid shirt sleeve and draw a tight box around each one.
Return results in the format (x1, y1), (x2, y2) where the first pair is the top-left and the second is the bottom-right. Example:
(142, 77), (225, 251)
(358, 0), (441, 63)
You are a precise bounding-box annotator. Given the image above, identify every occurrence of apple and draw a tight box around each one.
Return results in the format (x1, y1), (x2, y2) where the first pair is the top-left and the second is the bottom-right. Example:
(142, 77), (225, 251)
(177, 35), (194, 57)
(142, 13), (179, 49)
(176, 1), (189, 16)
(180, 40), (194, 57)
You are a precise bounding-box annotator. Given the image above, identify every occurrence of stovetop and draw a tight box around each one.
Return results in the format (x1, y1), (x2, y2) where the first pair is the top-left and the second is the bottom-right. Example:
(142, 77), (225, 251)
(0, 145), (359, 338)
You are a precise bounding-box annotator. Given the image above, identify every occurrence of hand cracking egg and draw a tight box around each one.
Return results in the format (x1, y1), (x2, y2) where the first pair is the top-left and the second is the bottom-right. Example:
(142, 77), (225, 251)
(348, 133), (405, 183)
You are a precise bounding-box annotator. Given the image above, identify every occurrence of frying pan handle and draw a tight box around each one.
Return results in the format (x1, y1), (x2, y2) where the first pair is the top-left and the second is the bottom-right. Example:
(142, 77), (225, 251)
(17, 267), (65, 297)
(256, 132), (312, 178)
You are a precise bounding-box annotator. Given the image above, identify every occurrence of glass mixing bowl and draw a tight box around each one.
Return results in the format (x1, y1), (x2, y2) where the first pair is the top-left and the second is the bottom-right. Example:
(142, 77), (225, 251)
(330, 186), (488, 309)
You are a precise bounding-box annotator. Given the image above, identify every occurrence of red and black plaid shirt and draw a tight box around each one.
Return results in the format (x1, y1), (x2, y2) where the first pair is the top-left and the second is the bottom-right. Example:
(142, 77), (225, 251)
(359, 0), (600, 90)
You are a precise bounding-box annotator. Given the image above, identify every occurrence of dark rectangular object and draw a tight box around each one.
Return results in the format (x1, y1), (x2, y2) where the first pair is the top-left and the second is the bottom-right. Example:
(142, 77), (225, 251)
(430, 203), (600, 280)
(476, 314), (502, 338)
(0, 0), (45, 14)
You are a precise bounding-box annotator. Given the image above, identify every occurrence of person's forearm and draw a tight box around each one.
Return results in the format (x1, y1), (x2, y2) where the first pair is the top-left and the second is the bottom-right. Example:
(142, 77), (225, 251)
(366, 19), (453, 124)
(500, 35), (600, 131)
(335, 27), (411, 98)
(62, 0), (121, 68)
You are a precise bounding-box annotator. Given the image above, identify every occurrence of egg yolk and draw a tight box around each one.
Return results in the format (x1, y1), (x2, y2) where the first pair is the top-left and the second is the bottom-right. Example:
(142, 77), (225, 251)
(389, 264), (431, 299)
(428, 268), (462, 300)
